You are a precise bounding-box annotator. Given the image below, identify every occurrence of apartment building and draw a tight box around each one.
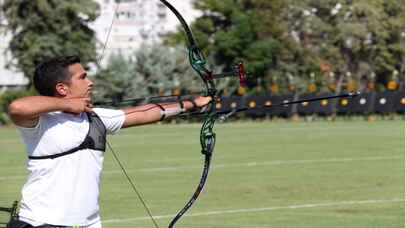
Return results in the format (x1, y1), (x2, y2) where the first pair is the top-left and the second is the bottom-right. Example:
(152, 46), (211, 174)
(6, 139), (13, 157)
(0, 0), (199, 89)
(0, 0), (28, 90)
(92, 0), (199, 58)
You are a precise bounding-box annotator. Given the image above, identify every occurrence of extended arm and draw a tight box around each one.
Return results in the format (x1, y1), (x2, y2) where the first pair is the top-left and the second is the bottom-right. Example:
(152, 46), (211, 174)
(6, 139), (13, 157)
(122, 96), (211, 128)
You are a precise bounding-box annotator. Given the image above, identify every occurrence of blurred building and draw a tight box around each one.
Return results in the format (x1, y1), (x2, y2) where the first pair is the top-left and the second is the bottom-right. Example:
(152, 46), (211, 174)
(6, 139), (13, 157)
(0, 0), (29, 91)
(0, 0), (199, 90)
(92, 0), (200, 60)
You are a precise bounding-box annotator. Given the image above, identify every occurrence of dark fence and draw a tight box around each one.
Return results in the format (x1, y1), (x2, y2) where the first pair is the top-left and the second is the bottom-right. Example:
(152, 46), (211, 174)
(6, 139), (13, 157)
(216, 91), (405, 118)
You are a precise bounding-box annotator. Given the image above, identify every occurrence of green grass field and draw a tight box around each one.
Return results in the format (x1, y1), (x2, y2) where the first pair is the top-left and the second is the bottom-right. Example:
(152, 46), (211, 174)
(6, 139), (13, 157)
(1, 120), (405, 228)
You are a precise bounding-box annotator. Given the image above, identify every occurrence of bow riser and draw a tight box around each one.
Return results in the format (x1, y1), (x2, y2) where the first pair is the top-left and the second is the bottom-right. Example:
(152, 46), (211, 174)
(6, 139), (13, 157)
(159, 1), (217, 227)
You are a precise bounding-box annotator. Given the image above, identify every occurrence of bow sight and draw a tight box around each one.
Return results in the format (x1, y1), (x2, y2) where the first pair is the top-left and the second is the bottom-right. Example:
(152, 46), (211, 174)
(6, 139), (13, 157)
(207, 62), (248, 88)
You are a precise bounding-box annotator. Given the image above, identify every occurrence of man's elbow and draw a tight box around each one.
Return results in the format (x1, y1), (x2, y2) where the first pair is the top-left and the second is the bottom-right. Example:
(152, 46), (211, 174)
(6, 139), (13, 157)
(7, 100), (31, 122)
(8, 101), (23, 118)
(7, 101), (40, 127)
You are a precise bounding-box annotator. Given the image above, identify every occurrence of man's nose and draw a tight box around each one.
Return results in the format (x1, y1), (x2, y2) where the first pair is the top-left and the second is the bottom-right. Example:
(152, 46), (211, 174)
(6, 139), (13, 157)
(88, 79), (94, 86)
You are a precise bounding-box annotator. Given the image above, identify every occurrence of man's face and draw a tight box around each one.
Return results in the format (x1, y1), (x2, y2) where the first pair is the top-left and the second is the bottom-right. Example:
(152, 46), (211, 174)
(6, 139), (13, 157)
(64, 63), (93, 99)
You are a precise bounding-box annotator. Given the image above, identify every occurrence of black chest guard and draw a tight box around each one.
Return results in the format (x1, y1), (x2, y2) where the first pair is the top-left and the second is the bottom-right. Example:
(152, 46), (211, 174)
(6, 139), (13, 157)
(28, 112), (107, 160)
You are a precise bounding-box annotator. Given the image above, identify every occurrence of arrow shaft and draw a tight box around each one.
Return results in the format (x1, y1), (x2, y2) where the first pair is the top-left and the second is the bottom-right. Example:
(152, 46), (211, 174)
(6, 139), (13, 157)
(181, 92), (360, 117)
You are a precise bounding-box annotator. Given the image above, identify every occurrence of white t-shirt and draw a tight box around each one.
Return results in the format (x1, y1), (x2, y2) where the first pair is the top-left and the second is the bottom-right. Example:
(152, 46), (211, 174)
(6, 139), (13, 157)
(17, 108), (125, 226)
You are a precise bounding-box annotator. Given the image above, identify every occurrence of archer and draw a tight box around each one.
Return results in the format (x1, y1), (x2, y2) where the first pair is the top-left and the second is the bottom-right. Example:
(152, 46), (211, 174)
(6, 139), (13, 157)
(6, 55), (211, 228)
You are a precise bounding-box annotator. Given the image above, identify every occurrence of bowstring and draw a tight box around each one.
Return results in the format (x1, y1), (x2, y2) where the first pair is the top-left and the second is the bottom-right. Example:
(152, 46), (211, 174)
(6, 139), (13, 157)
(95, 2), (160, 228)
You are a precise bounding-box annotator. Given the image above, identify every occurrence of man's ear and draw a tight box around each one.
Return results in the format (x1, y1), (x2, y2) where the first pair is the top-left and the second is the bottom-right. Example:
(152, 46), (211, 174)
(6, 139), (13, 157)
(55, 82), (69, 96)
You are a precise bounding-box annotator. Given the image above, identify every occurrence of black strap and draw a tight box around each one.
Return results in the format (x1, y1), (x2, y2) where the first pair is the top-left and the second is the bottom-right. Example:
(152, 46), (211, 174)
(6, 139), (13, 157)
(178, 100), (184, 110)
(6, 220), (68, 228)
(28, 143), (89, 160)
(6, 219), (33, 228)
(178, 99), (197, 112)
(35, 225), (68, 228)
(28, 112), (106, 160)
(154, 103), (166, 121)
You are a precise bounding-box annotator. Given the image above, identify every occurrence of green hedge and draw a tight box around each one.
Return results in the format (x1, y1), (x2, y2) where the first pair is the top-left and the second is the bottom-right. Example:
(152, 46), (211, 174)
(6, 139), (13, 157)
(0, 89), (36, 125)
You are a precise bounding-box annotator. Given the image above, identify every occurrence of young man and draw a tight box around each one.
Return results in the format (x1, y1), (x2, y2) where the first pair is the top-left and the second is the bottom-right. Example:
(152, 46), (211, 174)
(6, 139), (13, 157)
(7, 56), (211, 228)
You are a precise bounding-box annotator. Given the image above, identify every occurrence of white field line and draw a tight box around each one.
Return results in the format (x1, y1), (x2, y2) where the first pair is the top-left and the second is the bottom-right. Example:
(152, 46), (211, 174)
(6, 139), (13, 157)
(105, 155), (403, 174)
(0, 155), (402, 181)
(102, 198), (405, 224)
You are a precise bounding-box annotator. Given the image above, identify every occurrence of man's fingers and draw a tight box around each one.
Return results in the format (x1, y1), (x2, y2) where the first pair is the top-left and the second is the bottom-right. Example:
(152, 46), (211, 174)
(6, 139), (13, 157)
(85, 106), (93, 113)
(85, 101), (93, 112)
(195, 96), (212, 107)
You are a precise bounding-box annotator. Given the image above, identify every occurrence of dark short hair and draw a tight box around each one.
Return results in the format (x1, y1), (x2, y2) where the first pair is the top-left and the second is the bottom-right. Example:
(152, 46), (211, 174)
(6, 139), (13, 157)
(33, 55), (81, 96)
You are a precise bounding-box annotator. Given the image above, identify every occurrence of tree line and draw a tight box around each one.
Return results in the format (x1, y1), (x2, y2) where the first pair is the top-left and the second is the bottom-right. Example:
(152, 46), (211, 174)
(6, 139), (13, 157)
(0, 0), (404, 108)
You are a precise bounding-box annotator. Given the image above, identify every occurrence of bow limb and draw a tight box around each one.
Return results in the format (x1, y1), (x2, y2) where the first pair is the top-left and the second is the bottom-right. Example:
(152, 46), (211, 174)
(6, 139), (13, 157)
(159, 1), (217, 227)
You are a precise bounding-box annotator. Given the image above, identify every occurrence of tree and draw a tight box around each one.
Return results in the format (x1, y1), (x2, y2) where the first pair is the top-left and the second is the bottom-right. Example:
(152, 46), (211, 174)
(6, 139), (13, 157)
(165, 0), (286, 94)
(92, 53), (136, 104)
(1, 0), (100, 87)
(92, 44), (204, 104)
(281, 0), (405, 92)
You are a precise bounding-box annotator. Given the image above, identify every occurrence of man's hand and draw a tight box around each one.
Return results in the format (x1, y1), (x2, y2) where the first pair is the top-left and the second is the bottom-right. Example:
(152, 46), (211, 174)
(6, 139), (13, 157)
(64, 98), (93, 114)
(193, 96), (212, 108)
